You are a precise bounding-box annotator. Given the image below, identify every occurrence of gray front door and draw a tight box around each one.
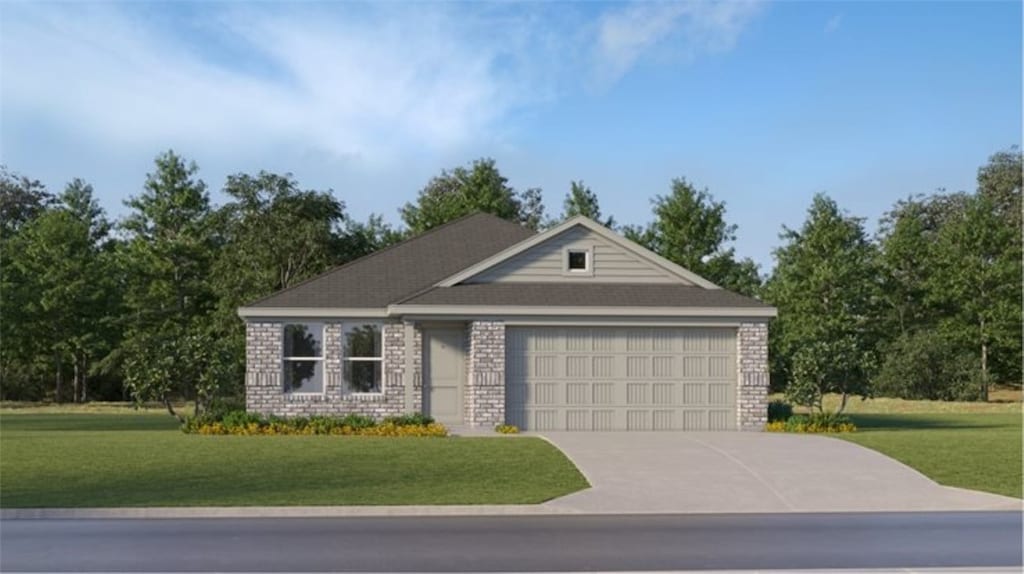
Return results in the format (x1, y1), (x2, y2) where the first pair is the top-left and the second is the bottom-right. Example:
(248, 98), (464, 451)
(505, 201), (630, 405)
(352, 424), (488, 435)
(423, 328), (465, 425)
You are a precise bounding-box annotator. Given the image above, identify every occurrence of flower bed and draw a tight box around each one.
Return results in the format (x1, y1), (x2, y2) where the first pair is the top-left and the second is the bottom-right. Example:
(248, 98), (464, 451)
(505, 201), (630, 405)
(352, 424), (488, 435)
(182, 411), (448, 437)
(766, 413), (857, 433)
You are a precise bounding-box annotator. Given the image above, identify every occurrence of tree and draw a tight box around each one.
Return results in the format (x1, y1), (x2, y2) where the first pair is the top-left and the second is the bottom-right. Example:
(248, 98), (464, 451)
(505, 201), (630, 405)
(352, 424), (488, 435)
(400, 158), (545, 232)
(0, 166), (55, 240)
(339, 214), (405, 262)
(213, 171), (346, 311)
(6, 184), (114, 402)
(928, 192), (1020, 401)
(626, 178), (761, 295)
(559, 181), (615, 227)
(119, 151), (218, 418)
(763, 194), (879, 413)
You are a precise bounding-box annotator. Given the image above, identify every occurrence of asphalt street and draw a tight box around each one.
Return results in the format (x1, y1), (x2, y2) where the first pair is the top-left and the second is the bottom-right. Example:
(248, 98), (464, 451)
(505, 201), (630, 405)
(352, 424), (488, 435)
(1, 511), (1021, 572)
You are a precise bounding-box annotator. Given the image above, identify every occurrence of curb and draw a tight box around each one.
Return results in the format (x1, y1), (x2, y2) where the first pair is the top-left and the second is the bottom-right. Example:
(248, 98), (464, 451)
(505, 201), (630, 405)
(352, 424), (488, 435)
(0, 504), (582, 520)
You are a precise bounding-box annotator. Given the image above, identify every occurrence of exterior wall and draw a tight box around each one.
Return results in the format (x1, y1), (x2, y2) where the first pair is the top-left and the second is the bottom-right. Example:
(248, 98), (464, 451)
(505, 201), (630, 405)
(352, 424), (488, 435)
(736, 322), (770, 431)
(465, 320), (506, 427)
(469, 226), (686, 284)
(245, 321), (415, 418)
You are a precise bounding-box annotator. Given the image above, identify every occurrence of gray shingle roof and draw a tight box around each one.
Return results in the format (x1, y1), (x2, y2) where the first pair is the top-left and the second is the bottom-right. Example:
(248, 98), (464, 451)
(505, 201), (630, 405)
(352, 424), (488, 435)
(246, 213), (536, 308)
(398, 283), (771, 308)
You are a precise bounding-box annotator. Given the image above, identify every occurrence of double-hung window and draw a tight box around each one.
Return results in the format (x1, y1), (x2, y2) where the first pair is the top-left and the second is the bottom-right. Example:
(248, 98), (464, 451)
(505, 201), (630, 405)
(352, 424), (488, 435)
(283, 323), (324, 394)
(343, 323), (383, 394)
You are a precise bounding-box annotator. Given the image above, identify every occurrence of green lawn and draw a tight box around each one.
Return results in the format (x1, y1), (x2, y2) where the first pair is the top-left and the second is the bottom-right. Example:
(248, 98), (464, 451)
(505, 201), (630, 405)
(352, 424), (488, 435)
(838, 413), (1022, 499)
(0, 413), (589, 508)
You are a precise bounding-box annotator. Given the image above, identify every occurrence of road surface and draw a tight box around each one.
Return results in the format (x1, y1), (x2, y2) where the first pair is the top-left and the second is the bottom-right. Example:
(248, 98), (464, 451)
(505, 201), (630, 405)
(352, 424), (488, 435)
(2, 511), (1021, 572)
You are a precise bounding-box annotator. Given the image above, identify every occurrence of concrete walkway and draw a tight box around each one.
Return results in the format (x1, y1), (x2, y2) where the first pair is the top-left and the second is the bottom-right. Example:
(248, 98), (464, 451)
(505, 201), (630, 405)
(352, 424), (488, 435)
(539, 431), (1022, 514)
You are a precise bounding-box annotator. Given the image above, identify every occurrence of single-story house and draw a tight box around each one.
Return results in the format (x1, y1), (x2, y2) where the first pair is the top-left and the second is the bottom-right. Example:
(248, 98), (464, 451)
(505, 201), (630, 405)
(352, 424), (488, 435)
(238, 213), (776, 431)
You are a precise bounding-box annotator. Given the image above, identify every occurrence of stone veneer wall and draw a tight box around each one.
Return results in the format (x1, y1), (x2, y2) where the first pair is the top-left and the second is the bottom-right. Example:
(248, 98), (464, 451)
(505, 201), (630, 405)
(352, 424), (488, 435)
(245, 321), (411, 418)
(737, 321), (770, 431)
(465, 321), (506, 427)
(406, 320), (424, 412)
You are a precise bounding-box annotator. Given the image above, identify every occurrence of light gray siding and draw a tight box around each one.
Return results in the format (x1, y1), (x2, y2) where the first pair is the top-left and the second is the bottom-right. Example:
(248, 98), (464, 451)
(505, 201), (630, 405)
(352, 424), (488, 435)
(468, 226), (688, 284)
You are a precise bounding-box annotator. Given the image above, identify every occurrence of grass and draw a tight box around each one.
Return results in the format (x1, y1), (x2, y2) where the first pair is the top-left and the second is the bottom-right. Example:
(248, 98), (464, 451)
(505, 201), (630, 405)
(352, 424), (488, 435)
(840, 413), (1021, 499)
(0, 412), (589, 508)
(769, 393), (1022, 499)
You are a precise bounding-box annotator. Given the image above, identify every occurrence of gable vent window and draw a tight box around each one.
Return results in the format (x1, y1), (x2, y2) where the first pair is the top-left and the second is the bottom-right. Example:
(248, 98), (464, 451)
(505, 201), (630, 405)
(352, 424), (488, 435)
(567, 249), (590, 272)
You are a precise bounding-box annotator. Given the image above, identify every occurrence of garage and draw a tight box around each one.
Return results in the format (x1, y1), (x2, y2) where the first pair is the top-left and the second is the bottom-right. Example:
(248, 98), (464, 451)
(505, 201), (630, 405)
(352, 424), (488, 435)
(505, 326), (737, 431)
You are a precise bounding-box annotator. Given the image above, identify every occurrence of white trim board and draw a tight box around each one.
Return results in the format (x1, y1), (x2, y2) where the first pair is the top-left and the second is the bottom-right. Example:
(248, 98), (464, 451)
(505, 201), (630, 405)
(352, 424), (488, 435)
(388, 304), (776, 318)
(238, 307), (388, 319)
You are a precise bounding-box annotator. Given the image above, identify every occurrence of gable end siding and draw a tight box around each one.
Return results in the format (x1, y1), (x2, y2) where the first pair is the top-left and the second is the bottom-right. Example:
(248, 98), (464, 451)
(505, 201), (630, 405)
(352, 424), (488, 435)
(467, 226), (689, 284)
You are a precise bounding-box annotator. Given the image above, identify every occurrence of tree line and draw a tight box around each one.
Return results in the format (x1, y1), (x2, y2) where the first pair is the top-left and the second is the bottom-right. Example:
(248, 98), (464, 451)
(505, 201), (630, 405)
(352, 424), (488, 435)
(0, 150), (1019, 414)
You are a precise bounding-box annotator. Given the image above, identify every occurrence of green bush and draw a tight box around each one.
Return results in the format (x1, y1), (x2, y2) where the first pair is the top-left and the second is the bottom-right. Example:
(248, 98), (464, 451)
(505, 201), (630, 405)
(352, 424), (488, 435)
(383, 413), (435, 427)
(767, 400), (793, 422)
(337, 413), (377, 429)
(873, 330), (982, 401)
(221, 410), (264, 430)
(181, 411), (442, 435)
(767, 412), (857, 433)
(205, 396), (245, 420)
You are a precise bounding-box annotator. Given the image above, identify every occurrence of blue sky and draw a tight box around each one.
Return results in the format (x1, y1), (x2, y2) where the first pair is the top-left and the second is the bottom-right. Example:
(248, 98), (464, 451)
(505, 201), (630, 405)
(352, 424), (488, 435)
(2, 1), (1020, 272)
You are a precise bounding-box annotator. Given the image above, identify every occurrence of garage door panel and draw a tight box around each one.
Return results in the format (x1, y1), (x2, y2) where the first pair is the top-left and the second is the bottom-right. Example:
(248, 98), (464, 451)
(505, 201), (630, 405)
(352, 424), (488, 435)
(506, 327), (737, 431)
(593, 356), (615, 378)
(566, 383), (588, 405)
(709, 383), (731, 406)
(566, 356), (589, 378)
(593, 382), (615, 404)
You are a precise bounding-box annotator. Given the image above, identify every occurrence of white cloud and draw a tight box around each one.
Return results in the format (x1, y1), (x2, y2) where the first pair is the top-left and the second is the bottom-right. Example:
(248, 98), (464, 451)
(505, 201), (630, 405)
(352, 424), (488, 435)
(0, 3), (560, 166)
(824, 13), (843, 34)
(594, 0), (764, 86)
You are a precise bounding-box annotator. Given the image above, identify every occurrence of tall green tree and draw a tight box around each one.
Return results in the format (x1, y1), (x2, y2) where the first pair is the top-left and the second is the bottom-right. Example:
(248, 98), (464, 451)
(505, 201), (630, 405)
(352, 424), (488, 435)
(119, 151), (219, 418)
(401, 158), (545, 232)
(559, 180), (615, 227)
(6, 181), (114, 402)
(339, 214), (405, 262)
(0, 166), (55, 240)
(928, 192), (1020, 401)
(624, 178), (761, 295)
(764, 194), (879, 413)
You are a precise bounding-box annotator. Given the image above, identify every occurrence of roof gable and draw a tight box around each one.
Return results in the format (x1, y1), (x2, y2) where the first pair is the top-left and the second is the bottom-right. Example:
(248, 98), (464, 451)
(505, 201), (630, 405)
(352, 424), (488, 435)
(437, 216), (721, 289)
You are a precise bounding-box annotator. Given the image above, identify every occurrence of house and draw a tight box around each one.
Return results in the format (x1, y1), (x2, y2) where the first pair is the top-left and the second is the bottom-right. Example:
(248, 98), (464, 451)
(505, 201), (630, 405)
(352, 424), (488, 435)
(238, 213), (776, 431)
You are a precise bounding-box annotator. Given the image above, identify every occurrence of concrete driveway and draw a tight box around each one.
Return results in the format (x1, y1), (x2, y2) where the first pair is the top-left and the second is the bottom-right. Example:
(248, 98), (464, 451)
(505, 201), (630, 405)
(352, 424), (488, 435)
(540, 432), (1022, 514)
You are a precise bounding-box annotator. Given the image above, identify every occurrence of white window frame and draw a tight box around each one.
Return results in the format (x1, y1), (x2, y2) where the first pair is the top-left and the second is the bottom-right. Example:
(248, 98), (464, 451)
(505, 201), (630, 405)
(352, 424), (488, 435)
(282, 322), (326, 396)
(563, 245), (594, 276)
(342, 322), (384, 396)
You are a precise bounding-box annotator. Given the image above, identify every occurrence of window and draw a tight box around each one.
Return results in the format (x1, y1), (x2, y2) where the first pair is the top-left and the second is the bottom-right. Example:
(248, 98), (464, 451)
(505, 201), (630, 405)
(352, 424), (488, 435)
(283, 323), (324, 394)
(567, 248), (590, 272)
(343, 323), (382, 394)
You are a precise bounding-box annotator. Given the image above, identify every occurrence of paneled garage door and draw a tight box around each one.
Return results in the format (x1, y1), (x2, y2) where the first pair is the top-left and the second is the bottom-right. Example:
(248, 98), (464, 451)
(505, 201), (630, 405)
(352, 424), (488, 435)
(505, 327), (737, 431)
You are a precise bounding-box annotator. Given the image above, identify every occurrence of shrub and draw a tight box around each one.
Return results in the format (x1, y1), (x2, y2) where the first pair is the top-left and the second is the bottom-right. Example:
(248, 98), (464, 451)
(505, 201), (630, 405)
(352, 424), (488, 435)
(337, 413), (377, 430)
(873, 330), (982, 401)
(221, 410), (264, 430)
(494, 424), (519, 434)
(383, 413), (435, 427)
(766, 413), (856, 433)
(766, 400), (793, 422)
(181, 411), (446, 437)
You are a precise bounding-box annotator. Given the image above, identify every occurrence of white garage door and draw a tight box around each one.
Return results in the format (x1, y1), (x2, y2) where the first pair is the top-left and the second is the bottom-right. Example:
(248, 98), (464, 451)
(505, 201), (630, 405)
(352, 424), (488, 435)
(506, 327), (737, 431)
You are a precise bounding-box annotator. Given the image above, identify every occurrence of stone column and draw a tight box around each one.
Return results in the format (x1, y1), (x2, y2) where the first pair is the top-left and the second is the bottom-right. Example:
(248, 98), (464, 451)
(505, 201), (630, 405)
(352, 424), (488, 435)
(245, 322), (282, 415)
(466, 321), (506, 427)
(737, 322), (770, 431)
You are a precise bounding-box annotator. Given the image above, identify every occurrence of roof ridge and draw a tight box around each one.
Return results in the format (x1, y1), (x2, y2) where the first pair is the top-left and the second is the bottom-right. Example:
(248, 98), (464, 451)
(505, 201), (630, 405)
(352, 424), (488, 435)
(243, 211), (528, 307)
